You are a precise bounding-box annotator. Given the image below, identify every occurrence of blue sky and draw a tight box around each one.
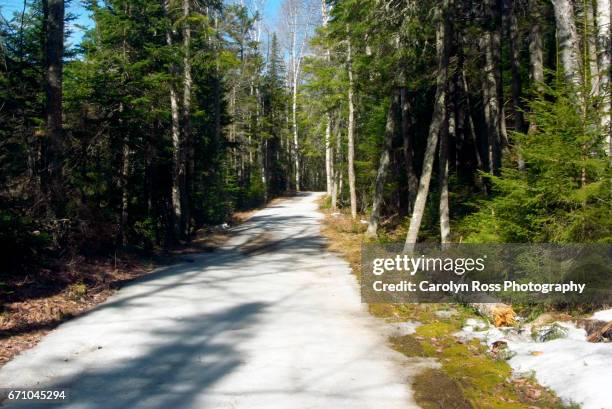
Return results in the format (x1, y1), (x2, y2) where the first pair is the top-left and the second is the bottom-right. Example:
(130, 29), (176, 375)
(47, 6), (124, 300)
(0, 0), (283, 45)
(1, 0), (92, 46)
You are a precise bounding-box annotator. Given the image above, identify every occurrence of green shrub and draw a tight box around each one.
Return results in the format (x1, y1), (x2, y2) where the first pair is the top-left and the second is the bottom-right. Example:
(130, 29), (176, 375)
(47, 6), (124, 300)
(459, 81), (612, 244)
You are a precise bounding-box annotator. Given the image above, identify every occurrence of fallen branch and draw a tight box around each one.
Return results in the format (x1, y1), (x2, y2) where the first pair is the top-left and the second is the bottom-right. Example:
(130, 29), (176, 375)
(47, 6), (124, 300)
(582, 320), (612, 342)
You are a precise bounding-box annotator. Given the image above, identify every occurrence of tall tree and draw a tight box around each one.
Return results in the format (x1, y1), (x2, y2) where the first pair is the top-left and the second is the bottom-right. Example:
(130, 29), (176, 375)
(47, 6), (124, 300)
(528, 0), (545, 135)
(182, 0), (193, 235)
(346, 30), (357, 219)
(595, 0), (611, 154)
(280, 0), (317, 191)
(482, 0), (503, 175)
(401, 87), (418, 212)
(404, 0), (451, 252)
(321, 0), (333, 195)
(551, 0), (583, 89)
(366, 90), (399, 237)
(163, 0), (183, 239)
(42, 0), (64, 207)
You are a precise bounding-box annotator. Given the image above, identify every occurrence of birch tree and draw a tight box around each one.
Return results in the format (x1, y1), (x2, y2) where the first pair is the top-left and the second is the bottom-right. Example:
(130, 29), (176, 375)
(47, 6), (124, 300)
(528, 0), (544, 135)
(163, 0), (183, 238)
(346, 30), (357, 219)
(321, 0), (333, 195)
(404, 0), (451, 252)
(280, 0), (318, 191)
(595, 0), (611, 154)
(551, 0), (583, 89)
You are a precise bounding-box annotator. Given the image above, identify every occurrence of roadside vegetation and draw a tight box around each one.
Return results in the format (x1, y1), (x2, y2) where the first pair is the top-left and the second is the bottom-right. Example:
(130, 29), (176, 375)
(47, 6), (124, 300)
(319, 199), (582, 409)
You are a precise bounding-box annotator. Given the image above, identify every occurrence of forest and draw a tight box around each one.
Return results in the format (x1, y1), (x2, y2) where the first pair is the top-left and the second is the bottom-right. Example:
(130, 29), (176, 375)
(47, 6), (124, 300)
(0, 0), (610, 275)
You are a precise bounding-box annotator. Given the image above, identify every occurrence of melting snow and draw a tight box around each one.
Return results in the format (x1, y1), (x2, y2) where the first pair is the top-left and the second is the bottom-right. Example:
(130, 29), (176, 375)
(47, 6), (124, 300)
(591, 308), (612, 322)
(457, 316), (612, 409)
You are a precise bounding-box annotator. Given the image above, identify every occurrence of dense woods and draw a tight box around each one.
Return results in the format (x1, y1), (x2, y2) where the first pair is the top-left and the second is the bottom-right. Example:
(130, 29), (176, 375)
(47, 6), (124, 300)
(1, 0), (610, 274)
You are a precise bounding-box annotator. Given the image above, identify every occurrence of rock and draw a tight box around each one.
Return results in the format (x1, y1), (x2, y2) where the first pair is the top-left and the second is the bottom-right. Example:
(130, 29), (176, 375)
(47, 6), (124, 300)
(532, 323), (568, 342)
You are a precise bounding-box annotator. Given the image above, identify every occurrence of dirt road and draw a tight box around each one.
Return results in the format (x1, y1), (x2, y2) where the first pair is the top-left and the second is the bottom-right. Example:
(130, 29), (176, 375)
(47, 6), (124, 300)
(0, 192), (419, 409)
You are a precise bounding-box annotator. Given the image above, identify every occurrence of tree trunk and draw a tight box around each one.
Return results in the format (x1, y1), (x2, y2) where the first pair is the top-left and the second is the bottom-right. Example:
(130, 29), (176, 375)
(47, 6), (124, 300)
(331, 122), (341, 211)
(503, 0), (526, 170)
(182, 0), (192, 237)
(551, 0), (584, 89)
(164, 0), (183, 239)
(482, 34), (501, 175)
(347, 31), (357, 219)
(482, 0), (503, 175)
(404, 1), (450, 252)
(42, 0), (64, 206)
(595, 0), (611, 155)
(325, 118), (333, 195)
(401, 87), (418, 212)
(587, 0), (600, 97)
(120, 134), (130, 246)
(528, 0), (545, 136)
(260, 139), (268, 203)
(366, 90), (399, 237)
(322, 0), (333, 195)
(292, 78), (300, 191)
(505, 0), (525, 133)
(439, 83), (452, 244)
(528, 0), (545, 89)
(460, 69), (485, 173)
(118, 100), (129, 246)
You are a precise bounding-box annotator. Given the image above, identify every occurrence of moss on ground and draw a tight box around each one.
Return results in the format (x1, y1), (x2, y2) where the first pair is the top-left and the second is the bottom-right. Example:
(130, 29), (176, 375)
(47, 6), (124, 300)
(389, 335), (426, 357)
(413, 369), (473, 409)
(318, 204), (577, 409)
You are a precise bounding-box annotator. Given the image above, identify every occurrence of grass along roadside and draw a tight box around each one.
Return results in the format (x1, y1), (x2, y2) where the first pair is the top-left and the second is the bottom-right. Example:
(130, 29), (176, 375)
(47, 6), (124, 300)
(318, 198), (577, 409)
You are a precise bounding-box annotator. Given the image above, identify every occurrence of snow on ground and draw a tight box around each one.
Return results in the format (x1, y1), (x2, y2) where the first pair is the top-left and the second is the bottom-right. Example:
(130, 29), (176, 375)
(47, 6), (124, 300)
(457, 317), (612, 409)
(389, 321), (421, 336)
(591, 308), (612, 322)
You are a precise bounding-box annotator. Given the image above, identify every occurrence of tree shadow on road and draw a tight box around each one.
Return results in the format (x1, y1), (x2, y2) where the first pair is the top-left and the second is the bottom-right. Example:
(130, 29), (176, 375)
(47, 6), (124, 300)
(5, 301), (268, 409)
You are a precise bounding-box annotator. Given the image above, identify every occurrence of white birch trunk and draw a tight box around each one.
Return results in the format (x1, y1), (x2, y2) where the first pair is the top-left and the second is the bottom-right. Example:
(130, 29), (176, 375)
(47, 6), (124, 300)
(331, 125), (341, 211)
(528, 0), (544, 135)
(439, 87), (452, 244)
(293, 79), (300, 191)
(347, 31), (357, 219)
(325, 120), (332, 194)
(588, 0), (600, 97)
(404, 2), (450, 252)
(595, 0), (611, 155)
(322, 0), (333, 195)
(551, 0), (584, 89)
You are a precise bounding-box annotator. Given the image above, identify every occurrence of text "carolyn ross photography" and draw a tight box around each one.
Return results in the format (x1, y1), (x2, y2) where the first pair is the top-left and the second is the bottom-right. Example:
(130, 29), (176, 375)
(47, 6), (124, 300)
(361, 243), (612, 304)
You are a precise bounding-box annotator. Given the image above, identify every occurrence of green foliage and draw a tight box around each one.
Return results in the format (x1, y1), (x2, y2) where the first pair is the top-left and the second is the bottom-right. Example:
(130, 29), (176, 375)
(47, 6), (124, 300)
(460, 82), (611, 243)
(0, 0), (289, 269)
